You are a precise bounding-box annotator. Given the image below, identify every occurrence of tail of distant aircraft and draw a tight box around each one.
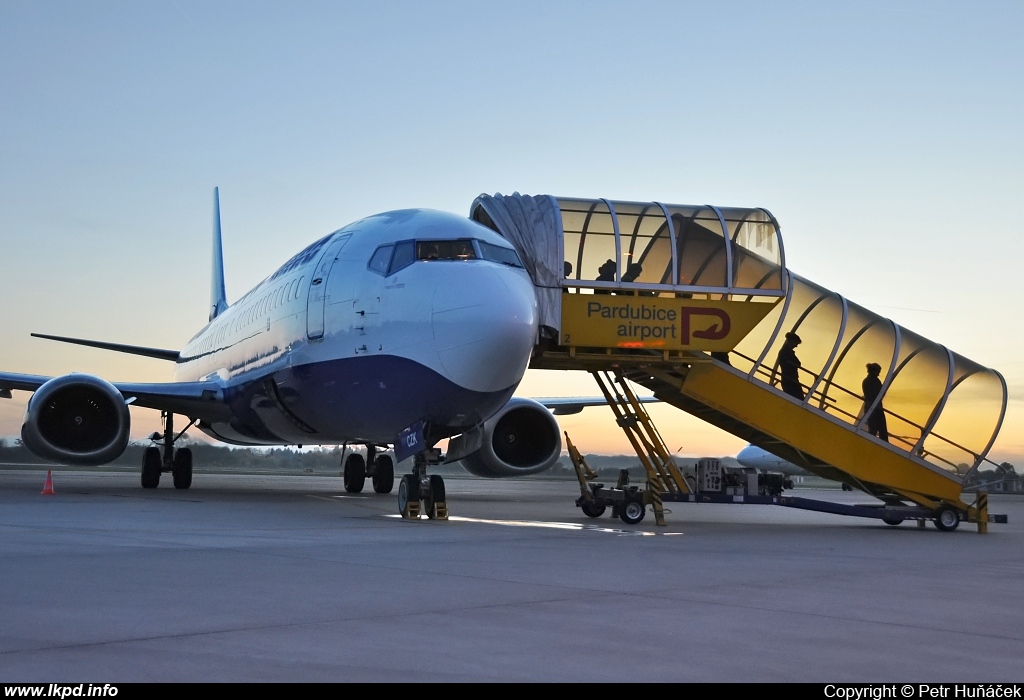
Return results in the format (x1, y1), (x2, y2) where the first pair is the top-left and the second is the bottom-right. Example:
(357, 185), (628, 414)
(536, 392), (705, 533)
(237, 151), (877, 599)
(210, 187), (228, 321)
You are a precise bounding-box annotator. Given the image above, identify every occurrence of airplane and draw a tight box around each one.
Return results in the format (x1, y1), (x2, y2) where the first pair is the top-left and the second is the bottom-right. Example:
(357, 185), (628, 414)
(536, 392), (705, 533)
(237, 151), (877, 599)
(0, 189), (580, 519)
(735, 444), (810, 477)
(736, 444), (853, 490)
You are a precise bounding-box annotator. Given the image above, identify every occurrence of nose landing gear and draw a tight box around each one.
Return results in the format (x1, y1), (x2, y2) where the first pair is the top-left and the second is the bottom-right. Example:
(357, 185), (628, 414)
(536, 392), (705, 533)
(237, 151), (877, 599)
(398, 449), (448, 520)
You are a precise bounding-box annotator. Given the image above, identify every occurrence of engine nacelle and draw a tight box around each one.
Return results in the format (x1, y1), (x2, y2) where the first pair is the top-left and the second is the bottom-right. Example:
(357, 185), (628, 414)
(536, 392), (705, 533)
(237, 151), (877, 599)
(21, 374), (131, 466)
(450, 398), (562, 477)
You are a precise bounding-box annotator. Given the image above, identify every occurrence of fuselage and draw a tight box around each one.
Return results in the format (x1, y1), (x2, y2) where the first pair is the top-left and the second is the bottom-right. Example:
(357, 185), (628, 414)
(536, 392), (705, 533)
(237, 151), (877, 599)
(175, 209), (539, 447)
(736, 444), (808, 476)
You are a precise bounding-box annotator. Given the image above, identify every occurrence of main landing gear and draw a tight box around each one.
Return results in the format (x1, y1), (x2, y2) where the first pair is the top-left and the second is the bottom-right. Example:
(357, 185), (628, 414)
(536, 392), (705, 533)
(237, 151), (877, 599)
(398, 449), (448, 520)
(341, 445), (395, 494)
(141, 411), (196, 490)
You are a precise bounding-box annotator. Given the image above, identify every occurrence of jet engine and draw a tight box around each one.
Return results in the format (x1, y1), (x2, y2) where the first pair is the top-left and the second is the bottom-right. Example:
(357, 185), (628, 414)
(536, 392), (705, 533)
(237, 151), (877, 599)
(21, 374), (131, 466)
(450, 398), (562, 477)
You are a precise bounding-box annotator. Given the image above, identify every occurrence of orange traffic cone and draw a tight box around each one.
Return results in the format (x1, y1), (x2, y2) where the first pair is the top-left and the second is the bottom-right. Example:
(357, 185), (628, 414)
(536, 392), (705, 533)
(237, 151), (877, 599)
(41, 470), (55, 495)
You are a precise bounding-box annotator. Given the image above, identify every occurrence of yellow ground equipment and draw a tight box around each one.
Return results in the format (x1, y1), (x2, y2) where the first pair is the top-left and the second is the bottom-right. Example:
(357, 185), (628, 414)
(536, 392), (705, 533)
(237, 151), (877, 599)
(566, 369), (691, 525)
(472, 193), (1009, 532)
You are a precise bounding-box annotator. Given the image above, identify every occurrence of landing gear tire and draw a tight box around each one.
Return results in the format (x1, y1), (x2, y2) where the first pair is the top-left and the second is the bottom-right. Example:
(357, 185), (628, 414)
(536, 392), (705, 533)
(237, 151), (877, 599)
(172, 448), (193, 490)
(581, 501), (606, 518)
(424, 475), (447, 520)
(933, 506), (960, 532)
(619, 498), (646, 525)
(882, 514), (904, 526)
(141, 447), (161, 489)
(343, 453), (366, 493)
(398, 474), (420, 518)
(372, 454), (395, 494)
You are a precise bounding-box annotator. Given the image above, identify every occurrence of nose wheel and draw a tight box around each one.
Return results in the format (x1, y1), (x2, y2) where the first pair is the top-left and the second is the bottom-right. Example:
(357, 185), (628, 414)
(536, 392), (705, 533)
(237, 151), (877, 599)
(423, 475), (447, 519)
(398, 475), (420, 518)
(398, 451), (448, 520)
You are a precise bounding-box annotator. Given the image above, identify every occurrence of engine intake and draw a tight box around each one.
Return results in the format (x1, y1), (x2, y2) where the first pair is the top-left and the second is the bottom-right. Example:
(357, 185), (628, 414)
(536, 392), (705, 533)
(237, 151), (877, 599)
(449, 398), (562, 477)
(21, 374), (131, 466)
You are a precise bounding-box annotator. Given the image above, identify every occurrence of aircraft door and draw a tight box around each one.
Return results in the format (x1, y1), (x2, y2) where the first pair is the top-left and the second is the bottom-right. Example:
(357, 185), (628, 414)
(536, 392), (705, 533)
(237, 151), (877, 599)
(306, 234), (352, 340)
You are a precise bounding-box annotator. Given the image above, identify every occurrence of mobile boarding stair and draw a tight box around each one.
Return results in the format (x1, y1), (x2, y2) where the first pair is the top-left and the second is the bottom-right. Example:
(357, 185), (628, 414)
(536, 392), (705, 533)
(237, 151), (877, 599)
(471, 193), (1009, 532)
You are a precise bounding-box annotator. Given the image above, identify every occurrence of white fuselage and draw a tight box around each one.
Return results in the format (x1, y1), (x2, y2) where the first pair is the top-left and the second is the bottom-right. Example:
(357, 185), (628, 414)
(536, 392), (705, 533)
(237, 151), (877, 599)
(736, 444), (809, 476)
(173, 209), (539, 447)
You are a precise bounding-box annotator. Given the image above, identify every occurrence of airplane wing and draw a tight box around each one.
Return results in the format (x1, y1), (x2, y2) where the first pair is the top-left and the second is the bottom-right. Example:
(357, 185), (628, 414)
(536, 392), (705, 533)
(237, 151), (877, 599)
(29, 333), (180, 361)
(2, 334), (227, 420)
(535, 396), (659, 415)
(0, 371), (51, 394)
(0, 371), (230, 423)
(111, 380), (229, 421)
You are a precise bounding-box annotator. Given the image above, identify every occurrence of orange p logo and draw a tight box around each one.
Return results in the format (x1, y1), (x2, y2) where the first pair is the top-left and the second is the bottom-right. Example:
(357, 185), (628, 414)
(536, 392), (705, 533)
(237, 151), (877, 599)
(679, 307), (731, 344)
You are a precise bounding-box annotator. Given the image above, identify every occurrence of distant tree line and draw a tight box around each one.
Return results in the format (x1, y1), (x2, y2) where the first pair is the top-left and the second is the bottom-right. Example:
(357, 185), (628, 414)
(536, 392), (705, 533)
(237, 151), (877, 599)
(0, 435), (742, 479)
(0, 436), (349, 470)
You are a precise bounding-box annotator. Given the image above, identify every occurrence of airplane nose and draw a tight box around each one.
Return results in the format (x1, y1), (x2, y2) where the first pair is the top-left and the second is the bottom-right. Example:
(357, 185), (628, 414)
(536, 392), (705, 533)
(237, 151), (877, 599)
(431, 265), (538, 394)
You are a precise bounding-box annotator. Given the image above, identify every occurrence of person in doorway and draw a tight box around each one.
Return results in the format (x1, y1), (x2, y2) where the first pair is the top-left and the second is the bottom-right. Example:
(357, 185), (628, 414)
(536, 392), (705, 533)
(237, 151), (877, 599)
(776, 331), (804, 400)
(616, 262), (648, 295)
(595, 259), (616, 294)
(862, 362), (889, 441)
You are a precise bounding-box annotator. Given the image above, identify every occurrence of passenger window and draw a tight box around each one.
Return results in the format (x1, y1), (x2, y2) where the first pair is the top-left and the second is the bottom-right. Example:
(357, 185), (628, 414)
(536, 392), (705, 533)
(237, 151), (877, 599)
(368, 245), (394, 275)
(389, 240), (416, 274)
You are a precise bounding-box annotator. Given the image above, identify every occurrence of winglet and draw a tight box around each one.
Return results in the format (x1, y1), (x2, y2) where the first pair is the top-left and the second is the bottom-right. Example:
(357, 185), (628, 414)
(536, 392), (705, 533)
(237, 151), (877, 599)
(210, 187), (228, 321)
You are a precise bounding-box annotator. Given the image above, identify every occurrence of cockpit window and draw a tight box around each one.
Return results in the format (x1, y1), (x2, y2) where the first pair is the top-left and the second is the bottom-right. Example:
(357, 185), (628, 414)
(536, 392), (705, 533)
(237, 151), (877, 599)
(417, 239), (477, 261)
(477, 241), (524, 268)
(389, 240), (416, 274)
(368, 245), (393, 275)
(382, 238), (521, 276)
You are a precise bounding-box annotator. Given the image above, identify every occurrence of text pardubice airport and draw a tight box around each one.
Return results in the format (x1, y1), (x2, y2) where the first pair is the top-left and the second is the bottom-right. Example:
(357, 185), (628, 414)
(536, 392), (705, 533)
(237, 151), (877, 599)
(560, 294), (777, 351)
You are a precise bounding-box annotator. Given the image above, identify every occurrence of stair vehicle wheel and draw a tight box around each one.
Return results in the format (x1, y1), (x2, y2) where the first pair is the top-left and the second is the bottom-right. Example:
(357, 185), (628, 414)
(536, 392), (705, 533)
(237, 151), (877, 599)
(424, 475), (446, 519)
(172, 448), (193, 490)
(581, 500), (606, 518)
(141, 447), (161, 489)
(343, 453), (366, 493)
(372, 454), (395, 494)
(933, 505), (960, 532)
(619, 498), (646, 525)
(881, 513), (904, 526)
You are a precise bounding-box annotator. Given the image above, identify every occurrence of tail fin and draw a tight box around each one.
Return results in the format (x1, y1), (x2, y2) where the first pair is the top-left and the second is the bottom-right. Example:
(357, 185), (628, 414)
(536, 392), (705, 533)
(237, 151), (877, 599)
(210, 187), (228, 321)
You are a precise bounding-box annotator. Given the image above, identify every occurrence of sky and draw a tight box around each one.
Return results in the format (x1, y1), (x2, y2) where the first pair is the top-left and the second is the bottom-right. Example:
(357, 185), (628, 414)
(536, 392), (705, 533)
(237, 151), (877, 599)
(1, 1), (1021, 464)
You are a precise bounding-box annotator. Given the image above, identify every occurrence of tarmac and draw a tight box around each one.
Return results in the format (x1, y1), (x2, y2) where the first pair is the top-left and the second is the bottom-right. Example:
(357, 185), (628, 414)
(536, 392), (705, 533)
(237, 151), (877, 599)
(1, 468), (1022, 682)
